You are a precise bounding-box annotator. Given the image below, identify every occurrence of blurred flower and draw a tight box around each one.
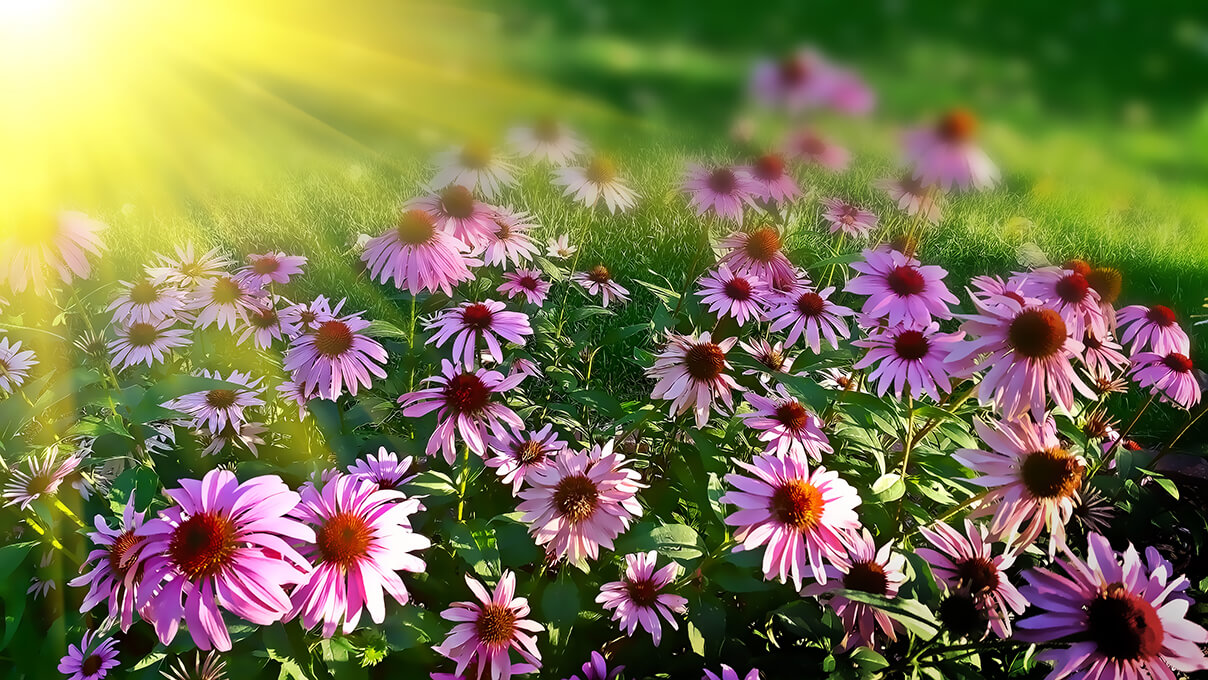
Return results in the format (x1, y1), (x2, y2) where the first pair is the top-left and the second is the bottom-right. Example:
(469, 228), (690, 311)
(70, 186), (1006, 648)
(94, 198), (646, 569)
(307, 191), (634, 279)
(572, 265), (630, 306)
(507, 118), (586, 166)
(433, 571), (543, 680)
(236, 252), (307, 288)
(597, 551), (688, 646)
(430, 141), (517, 200)
(553, 156), (639, 214)
(782, 129), (850, 171)
(821, 198), (878, 238)
(201, 421), (269, 457)
(546, 234), (577, 259)
(411, 185), (499, 248)
(875, 175), (941, 224)
(146, 243), (232, 288)
(0, 211), (106, 295)
(361, 208), (479, 296)
(903, 109), (999, 192)
(746, 153), (801, 205)
(0, 335), (37, 395)
(681, 164), (760, 223)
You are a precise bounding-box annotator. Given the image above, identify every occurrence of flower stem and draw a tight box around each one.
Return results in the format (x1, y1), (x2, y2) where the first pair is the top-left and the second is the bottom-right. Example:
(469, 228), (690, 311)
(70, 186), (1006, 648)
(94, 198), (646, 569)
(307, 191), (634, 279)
(1150, 401), (1208, 467)
(1100, 392), (1156, 469)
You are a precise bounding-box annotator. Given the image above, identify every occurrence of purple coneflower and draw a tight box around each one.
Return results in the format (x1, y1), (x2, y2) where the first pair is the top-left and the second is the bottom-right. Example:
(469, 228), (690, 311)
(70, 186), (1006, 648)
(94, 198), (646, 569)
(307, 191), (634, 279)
(572, 266), (630, 306)
(146, 243), (232, 288)
(1, 211), (106, 294)
(845, 248), (958, 327)
(2, 445), (83, 510)
(348, 447), (418, 491)
(1117, 304), (1191, 355)
(433, 570), (544, 679)
(1129, 351), (1202, 410)
(57, 630), (120, 680)
(696, 265), (769, 325)
(903, 109), (999, 192)
(875, 175), (942, 224)
(425, 300), (533, 367)
(398, 360), (526, 464)
(497, 270), (552, 307)
(704, 665), (761, 680)
(279, 295), (338, 333)
(507, 118), (586, 166)
(0, 336), (37, 395)
(746, 153), (801, 204)
(482, 207), (541, 268)
(108, 320), (192, 370)
(188, 274), (264, 331)
(851, 322), (965, 401)
(411, 185), (500, 248)
(486, 425), (566, 495)
(717, 226), (797, 291)
(782, 129), (850, 171)
(1018, 267), (1108, 339)
(739, 339), (798, 381)
(546, 234), (577, 259)
(596, 551), (688, 646)
(277, 379), (317, 420)
(682, 164), (761, 223)
(916, 520), (1026, 640)
(430, 141), (517, 200)
(70, 500), (148, 631)
(108, 278), (188, 325)
(166, 369), (264, 435)
(565, 651), (623, 680)
(283, 307), (388, 400)
(802, 528), (906, 650)
(821, 197), (878, 238)
(740, 385), (832, 462)
(201, 421), (269, 458)
(647, 332), (739, 429)
(749, 48), (838, 111)
(159, 652), (228, 680)
(236, 302), (299, 349)
(1081, 331), (1128, 382)
(553, 156), (639, 214)
(362, 208), (479, 296)
(236, 251), (306, 288)
(765, 286), (855, 353)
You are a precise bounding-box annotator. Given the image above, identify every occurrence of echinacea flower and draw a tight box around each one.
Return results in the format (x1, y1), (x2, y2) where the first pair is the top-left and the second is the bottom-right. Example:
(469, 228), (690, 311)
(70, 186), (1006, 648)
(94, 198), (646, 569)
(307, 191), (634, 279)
(507, 118), (586, 166)
(875, 175), (942, 224)
(410, 186), (500, 247)
(802, 528), (906, 650)
(235, 252), (306, 288)
(289, 473), (429, 637)
(782, 129), (850, 172)
(596, 551), (688, 646)
(425, 300), (533, 367)
(852, 322), (965, 401)
(187, 275), (264, 331)
(953, 417), (1084, 555)
(108, 278), (188, 325)
(681, 164), (761, 223)
(739, 339), (798, 381)
(1116, 304), (1191, 355)
(431, 141), (517, 200)
(399, 360), (526, 464)
(166, 369), (265, 435)
(70, 500), (148, 631)
(845, 248), (958, 327)
(903, 109), (999, 192)
(564, 651), (623, 680)
(696, 265), (770, 325)
(108, 320), (192, 370)
(720, 453), (861, 589)
(546, 234), (577, 259)
(283, 307), (388, 400)
(159, 652), (228, 680)
(746, 153), (802, 204)
(821, 198), (879, 238)
(1080, 332), (1128, 381)
(1, 211), (106, 295)
(481, 208), (541, 268)
(717, 226), (797, 290)
(434, 571), (544, 680)
(1017, 267), (1108, 339)
(279, 295), (338, 333)
(236, 302), (299, 349)
(572, 266), (630, 306)
(2, 445), (83, 510)
(146, 243), (232, 289)
(348, 447), (418, 491)
(485, 425), (566, 495)
(647, 332), (739, 428)
(765, 286), (855, 353)
(917, 520), (1026, 640)
(133, 469), (313, 651)
(362, 208), (479, 296)
(0, 335), (37, 395)
(1015, 532), (1208, 679)
(740, 384), (832, 462)
(749, 48), (838, 111)
(1129, 351), (1202, 410)
(201, 421), (269, 458)
(57, 630), (120, 680)
(553, 156), (639, 214)
(277, 379), (317, 420)
(703, 664), (761, 680)
(497, 270), (552, 306)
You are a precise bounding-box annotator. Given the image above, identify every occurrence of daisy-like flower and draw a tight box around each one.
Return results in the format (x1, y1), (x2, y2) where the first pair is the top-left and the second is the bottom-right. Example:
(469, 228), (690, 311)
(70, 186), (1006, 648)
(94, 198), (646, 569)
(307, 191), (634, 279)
(572, 265), (630, 306)
(817, 367), (858, 392)
(845, 248), (958, 327)
(188, 275), (264, 331)
(681, 164), (761, 223)
(1129, 351), (1202, 410)
(482, 208), (541, 268)
(2, 445), (84, 510)
(553, 156), (639, 214)
(361, 208), (479, 296)
(647, 332), (739, 429)
(507, 118), (586, 166)
(852, 322), (965, 401)
(132, 469), (314, 651)
(1081, 332), (1128, 381)
(875, 175), (942, 224)
(1116, 304), (1191, 355)
(740, 385), (831, 462)
(411, 186), (500, 248)
(289, 473), (430, 637)
(1015, 532), (1208, 679)
(108, 278), (188, 325)
(108, 320), (192, 370)
(565, 651), (623, 680)
(1, 210), (106, 294)
(720, 453), (861, 589)
(917, 520), (1026, 640)
(802, 528), (907, 651)
(1086, 266), (1123, 328)
(903, 109), (999, 192)
(434, 570), (544, 680)
(159, 652), (228, 680)
(596, 551), (688, 646)
(485, 425), (567, 495)
(146, 243), (232, 288)
(166, 369), (265, 435)
(277, 379), (317, 420)
(517, 440), (644, 564)
(1018, 267), (1108, 339)
(545, 234), (577, 260)
(236, 302), (299, 349)
(57, 630), (120, 680)
(236, 252), (307, 288)
(782, 129), (850, 172)
(946, 295), (1092, 421)
(739, 339), (798, 381)
(283, 307), (388, 400)
(347, 447), (418, 491)
(749, 48), (838, 111)
(703, 666), (761, 680)
(746, 153), (802, 205)
(70, 500), (148, 631)
(279, 295), (338, 334)
(696, 265), (769, 325)
(399, 360), (526, 464)
(765, 286), (855, 353)
(431, 141), (517, 200)
(425, 300), (534, 367)
(821, 198), (878, 238)
(497, 270), (552, 307)
(953, 417), (1085, 555)
(201, 421), (269, 458)
(717, 226), (797, 290)
(0, 335), (37, 395)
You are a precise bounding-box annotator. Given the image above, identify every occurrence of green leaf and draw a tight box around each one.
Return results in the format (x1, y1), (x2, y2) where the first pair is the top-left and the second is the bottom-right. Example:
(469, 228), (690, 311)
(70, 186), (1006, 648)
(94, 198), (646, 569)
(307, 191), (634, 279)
(540, 578), (580, 628)
(446, 520), (501, 578)
(615, 522), (704, 560)
(870, 473), (905, 502)
(834, 590), (939, 638)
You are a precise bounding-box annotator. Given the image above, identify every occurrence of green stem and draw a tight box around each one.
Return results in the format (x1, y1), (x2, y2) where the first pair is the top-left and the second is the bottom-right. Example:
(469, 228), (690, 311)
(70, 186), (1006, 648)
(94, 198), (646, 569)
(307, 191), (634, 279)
(1100, 392), (1155, 470)
(456, 446), (470, 522)
(1150, 401), (1208, 467)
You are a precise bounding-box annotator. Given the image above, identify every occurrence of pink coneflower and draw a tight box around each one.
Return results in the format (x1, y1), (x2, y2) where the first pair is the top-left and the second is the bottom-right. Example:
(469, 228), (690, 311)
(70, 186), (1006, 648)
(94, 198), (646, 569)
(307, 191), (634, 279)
(236, 252), (307, 288)
(425, 300), (534, 367)
(1116, 304), (1191, 355)
(108, 320), (192, 370)
(821, 198), (879, 238)
(433, 570), (544, 680)
(765, 286), (855, 353)
(572, 266), (630, 306)
(507, 118), (587, 166)
(57, 630), (120, 680)
(903, 109), (999, 192)
(782, 129), (850, 172)
(739, 339), (798, 381)
(411, 186), (500, 247)
(108, 278), (188, 325)
(546, 234), (577, 260)
(283, 308), (388, 400)
(746, 153), (802, 205)
(720, 453), (861, 589)
(825, 68), (876, 116)
(703, 665), (761, 680)
(749, 49), (837, 111)
(348, 447), (418, 491)
(482, 207), (541, 268)
(916, 520), (1026, 640)
(236, 302), (299, 349)
(362, 208), (479, 296)
(852, 322), (965, 401)
(485, 425), (567, 495)
(133, 469), (313, 651)
(802, 528), (906, 651)
(717, 226), (797, 289)
(166, 369), (265, 435)
(553, 156), (639, 214)
(0, 336), (37, 395)
(516, 440), (644, 564)
(146, 243), (233, 288)
(875, 175), (942, 224)
(0, 211), (106, 294)
(647, 332), (739, 428)
(946, 296), (1092, 421)
(845, 248), (958, 327)
(431, 141), (518, 200)
(596, 551), (688, 646)
(70, 500), (148, 631)
(1018, 267), (1108, 339)
(279, 296), (338, 334)
(953, 417), (1084, 555)
(497, 270), (552, 306)
(565, 651), (623, 680)
(1081, 332), (1128, 381)
(277, 379), (317, 419)
(696, 265), (769, 325)
(969, 274), (1032, 308)
(740, 385), (832, 462)
(201, 421), (269, 457)
(1015, 532), (1208, 679)
(188, 275), (264, 331)
(399, 360), (526, 464)
(1129, 351), (1202, 410)
(681, 164), (761, 223)
(289, 473), (429, 637)
(817, 367), (858, 392)
(2, 445), (83, 510)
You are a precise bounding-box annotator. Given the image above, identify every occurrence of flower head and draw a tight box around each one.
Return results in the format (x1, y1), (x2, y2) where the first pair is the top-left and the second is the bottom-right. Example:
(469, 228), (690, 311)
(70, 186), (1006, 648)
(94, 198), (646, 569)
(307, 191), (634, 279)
(70, 500), (149, 631)
(399, 360), (526, 464)
(746, 153), (802, 204)
(431, 141), (518, 200)
(875, 175), (941, 224)
(426, 300), (533, 367)
(348, 447), (418, 491)
(572, 265), (630, 306)
(782, 129), (850, 171)
(434, 571), (544, 680)
(166, 369), (265, 435)
(596, 551), (688, 646)
(187, 275), (264, 331)
(507, 118), (586, 166)
(0, 335), (37, 395)
(647, 332), (740, 429)
(852, 322), (965, 401)
(1129, 351), (1202, 410)
(717, 226), (797, 289)
(146, 243), (232, 288)
(1, 211), (106, 295)
(237, 252), (306, 287)
(236, 301), (299, 349)
(283, 306), (388, 400)
(903, 109), (999, 191)
(482, 207), (541, 269)
(740, 384), (832, 462)
(108, 278), (188, 325)
(846, 248), (958, 327)
(545, 234), (577, 259)
(108, 319), (192, 371)
(802, 528), (907, 650)
(696, 265), (769, 325)
(485, 425), (567, 495)
(766, 286), (855, 353)
(411, 186), (500, 248)
(2, 445), (84, 510)
(1117, 304), (1191, 355)
(681, 164), (761, 223)
(821, 198), (879, 238)
(1017, 267), (1108, 339)
(553, 156), (639, 214)
(497, 270), (552, 307)
(58, 630), (120, 680)
(362, 208), (479, 295)
(917, 520), (1026, 640)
